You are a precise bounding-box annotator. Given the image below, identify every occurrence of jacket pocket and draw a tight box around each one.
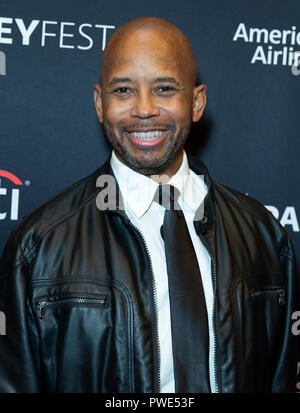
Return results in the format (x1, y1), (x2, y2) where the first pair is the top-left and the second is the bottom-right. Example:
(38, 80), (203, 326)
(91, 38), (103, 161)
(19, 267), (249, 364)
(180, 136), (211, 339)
(36, 293), (108, 319)
(250, 286), (285, 305)
(32, 281), (132, 393)
(232, 274), (286, 392)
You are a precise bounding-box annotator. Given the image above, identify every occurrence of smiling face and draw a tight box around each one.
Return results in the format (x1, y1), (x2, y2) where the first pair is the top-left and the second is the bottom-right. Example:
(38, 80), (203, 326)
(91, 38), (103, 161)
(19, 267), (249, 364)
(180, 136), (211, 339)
(94, 20), (206, 178)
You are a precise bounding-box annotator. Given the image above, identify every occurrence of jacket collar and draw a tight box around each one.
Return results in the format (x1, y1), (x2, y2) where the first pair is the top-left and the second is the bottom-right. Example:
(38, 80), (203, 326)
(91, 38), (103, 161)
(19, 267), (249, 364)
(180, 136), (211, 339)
(188, 154), (216, 235)
(110, 150), (207, 219)
(93, 151), (215, 235)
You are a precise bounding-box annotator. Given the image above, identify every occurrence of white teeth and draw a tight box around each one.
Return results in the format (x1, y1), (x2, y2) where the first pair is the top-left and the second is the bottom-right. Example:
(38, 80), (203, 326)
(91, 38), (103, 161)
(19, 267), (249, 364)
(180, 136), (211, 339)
(130, 131), (165, 141)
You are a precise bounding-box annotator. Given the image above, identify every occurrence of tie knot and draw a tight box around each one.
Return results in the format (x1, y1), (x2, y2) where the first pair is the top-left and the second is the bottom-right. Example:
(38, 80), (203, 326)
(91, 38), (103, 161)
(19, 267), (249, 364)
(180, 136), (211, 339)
(153, 184), (181, 210)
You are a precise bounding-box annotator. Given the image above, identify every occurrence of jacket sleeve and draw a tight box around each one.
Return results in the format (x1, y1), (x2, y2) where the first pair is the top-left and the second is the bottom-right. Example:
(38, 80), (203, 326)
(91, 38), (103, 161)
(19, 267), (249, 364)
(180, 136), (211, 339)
(0, 227), (42, 393)
(272, 230), (300, 393)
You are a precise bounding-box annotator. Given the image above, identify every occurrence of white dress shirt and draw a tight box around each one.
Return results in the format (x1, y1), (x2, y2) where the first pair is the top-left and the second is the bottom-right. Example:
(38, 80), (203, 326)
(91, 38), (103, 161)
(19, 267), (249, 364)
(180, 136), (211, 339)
(110, 150), (216, 393)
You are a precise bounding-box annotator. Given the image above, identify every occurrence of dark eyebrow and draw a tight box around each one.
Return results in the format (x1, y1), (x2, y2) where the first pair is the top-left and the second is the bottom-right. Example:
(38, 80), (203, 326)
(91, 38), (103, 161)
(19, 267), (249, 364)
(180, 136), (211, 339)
(108, 77), (132, 86)
(108, 76), (180, 87)
(155, 77), (180, 85)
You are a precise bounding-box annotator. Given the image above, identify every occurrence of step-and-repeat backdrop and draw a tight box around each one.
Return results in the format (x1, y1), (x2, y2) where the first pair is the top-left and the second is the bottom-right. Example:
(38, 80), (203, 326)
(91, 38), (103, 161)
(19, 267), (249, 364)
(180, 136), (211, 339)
(0, 0), (299, 390)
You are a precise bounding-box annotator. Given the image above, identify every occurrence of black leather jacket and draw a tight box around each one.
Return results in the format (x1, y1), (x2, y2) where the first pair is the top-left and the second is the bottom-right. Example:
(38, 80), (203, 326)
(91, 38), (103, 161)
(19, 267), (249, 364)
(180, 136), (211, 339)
(0, 155), (298, 393)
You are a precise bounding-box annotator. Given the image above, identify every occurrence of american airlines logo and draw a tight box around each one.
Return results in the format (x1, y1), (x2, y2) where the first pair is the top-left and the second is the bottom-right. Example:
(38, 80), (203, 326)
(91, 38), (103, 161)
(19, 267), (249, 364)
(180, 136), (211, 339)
(233, 23), (300, 74)
(0, 170), (30, 221)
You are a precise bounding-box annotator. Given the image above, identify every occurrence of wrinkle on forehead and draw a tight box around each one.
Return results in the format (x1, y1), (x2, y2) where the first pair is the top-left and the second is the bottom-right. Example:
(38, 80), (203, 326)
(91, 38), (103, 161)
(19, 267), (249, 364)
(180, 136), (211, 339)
(100, 17), (197, 86)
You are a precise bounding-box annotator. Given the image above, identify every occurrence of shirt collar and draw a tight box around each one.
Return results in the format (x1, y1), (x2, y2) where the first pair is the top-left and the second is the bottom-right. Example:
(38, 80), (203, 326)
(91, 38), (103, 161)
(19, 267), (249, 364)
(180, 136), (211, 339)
(110, 150), (206, 219)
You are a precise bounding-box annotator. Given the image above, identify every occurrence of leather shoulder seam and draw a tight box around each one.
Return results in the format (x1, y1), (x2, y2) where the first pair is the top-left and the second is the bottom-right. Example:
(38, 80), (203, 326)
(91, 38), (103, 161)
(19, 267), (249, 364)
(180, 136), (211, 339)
(19, 190), (98, 264)
(213, 181), (277, 226)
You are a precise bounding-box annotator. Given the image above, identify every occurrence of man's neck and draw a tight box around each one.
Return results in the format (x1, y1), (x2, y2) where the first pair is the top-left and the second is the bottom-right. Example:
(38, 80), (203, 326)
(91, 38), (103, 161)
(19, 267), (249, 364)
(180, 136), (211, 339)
(113, 150), (184, 185)
(149, 151), (183, 184)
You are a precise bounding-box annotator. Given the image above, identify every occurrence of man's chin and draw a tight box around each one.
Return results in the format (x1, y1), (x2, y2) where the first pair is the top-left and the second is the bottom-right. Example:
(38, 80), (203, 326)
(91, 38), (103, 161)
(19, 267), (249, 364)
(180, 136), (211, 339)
(126, 160), (170, 176)
(118, 152), (173, 176)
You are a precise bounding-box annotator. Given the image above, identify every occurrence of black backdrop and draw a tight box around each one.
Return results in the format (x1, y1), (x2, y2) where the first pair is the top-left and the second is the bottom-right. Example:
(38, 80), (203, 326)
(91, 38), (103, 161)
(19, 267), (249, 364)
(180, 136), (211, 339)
(0, 0), (299, 389)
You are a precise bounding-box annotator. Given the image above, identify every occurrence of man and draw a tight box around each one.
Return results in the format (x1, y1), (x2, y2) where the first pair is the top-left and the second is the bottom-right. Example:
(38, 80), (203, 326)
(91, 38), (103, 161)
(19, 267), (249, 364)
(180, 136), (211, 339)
(0, 17), (298, 393)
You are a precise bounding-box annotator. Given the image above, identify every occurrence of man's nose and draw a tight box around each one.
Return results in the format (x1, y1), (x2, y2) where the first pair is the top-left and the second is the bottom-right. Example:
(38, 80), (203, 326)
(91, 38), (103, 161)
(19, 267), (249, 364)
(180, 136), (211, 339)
(130, 91), (160, 119)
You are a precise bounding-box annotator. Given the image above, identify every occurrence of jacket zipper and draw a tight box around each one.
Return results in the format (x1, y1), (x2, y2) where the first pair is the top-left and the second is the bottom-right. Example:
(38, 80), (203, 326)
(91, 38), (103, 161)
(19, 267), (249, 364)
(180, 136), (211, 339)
(124, 219), (162, 393)
(250, 287), (285, 305)
(121, 210), (217, 392)
(199, 235), (221, 393)
(37, 296), (107, 319)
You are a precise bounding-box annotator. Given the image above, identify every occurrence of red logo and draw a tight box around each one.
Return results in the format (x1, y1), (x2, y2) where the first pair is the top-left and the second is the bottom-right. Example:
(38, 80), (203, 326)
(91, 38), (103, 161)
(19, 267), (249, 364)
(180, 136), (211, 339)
(0, 170), (23, 186)
(0, 170), (27, 221)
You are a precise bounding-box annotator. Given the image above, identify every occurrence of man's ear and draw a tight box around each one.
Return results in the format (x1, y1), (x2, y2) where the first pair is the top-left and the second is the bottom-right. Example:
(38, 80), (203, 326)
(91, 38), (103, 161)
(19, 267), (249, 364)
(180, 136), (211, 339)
(94, 84), (103, 123)
(192, 84), (207, 122)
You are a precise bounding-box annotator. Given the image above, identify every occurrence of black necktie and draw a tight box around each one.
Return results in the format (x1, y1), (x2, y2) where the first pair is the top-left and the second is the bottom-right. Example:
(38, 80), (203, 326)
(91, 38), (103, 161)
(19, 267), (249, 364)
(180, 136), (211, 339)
(154, 184), (211, 393)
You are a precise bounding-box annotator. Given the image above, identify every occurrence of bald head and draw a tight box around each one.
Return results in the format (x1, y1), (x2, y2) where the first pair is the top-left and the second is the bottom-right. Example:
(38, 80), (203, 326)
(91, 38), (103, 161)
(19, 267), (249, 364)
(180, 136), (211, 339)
(94, 16), (207, 178)
(100, 17), (197, 86)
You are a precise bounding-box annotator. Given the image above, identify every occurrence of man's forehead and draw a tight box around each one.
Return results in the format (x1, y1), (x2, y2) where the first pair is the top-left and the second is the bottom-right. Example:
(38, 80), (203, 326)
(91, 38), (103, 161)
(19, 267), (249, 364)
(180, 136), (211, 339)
(107, 28), (182, 59)
(102, 30), (187, 78)
(104, 61), (186, 87)
(100, 19), (197, 85)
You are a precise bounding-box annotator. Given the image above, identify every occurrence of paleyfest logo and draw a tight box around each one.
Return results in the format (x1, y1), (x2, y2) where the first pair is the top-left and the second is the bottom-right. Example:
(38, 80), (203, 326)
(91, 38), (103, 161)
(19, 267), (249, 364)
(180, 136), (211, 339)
(0, 16), (116, 76)
(233, 23), (300, 75)
(0, 170), (30, 221)
(265, 205), (299, 233)
(0, 17), (115, 51)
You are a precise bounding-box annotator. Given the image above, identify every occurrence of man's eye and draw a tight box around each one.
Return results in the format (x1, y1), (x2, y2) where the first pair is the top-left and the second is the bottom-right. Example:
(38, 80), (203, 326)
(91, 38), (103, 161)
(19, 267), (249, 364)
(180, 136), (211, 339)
(156, 86), (177, 94)
(114, 87), (132, 94)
